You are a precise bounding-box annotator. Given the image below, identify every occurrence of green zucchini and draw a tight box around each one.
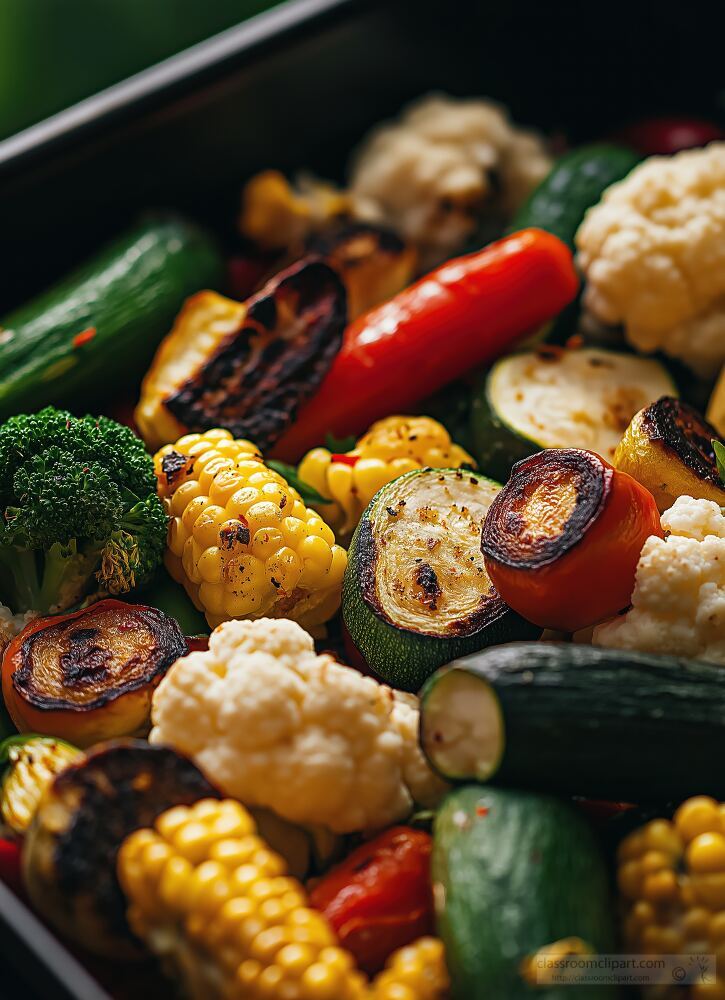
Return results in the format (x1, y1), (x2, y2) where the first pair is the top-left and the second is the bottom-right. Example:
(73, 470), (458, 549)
(470, 347), (676, 481)
(421, 643), (725, 801)
(433, 785), (615, 999)
(509, 143), (641, 249)
(0, 215), (223, 418)
(342, 468), (539, 692)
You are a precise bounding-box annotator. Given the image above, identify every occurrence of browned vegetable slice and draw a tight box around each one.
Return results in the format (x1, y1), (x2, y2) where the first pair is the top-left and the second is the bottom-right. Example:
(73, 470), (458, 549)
(1, 599), (186, 747)
(303, 221), (416, 320)
(22, 740), (219, 957)
(135, 258), (347, 451)
(614, 395), (725, 511)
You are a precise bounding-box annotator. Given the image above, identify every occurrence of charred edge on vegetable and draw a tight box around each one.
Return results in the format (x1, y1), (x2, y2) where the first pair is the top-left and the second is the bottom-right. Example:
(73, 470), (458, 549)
(641, 396), (723, 487)
(160, 450), (194, 487)
(219, 518), (251, 550)
(304, 221), (407, 263)
(358, 489), (512, 639)
(13, 606), (186, 711)
(164, 258), (347, 453)
(50, 741), (220, 944)
(481, 449), (611, 570)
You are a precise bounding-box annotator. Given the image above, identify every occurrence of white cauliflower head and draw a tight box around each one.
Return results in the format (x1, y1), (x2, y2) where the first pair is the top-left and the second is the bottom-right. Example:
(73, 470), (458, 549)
(149, 617), (446, 833)
(593, 495), (725, 664)
(348, 94), (551, 269)
(576, 143), (725, 377)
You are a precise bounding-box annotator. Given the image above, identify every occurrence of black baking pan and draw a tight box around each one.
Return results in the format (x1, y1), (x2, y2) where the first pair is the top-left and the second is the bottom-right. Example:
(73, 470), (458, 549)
(0, 0), (722, 995)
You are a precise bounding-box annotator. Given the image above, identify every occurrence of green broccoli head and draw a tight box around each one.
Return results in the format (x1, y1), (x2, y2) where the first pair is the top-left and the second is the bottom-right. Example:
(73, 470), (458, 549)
(0, 407), (167, 614)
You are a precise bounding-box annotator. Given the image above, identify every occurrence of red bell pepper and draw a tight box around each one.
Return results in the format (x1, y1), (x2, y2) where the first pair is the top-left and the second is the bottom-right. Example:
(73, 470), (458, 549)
(614, 116), (724, 156)
(272, 228), (579, 460)
(308, 826), (434, 974)
(0, 838), (22, 896)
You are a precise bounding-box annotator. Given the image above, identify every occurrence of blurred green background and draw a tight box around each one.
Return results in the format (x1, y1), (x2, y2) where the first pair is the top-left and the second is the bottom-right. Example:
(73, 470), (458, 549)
(0, 0), (280, 141)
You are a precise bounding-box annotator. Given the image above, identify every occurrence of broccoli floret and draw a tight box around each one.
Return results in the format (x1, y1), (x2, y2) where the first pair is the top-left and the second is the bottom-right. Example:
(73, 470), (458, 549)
(0, 407), (167, 615)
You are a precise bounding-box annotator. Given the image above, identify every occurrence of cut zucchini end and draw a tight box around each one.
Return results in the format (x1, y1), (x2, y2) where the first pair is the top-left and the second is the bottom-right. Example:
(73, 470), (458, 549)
(421, 666), (504, 782)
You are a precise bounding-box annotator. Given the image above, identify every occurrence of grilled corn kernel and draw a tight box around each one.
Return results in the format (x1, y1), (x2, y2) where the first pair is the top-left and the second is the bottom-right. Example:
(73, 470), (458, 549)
(0, 736), (80, 835)
(119, 799), (448, 1000)
(154, 429), (347, 630)
(619, 797), (725, 997)
(298, 415), (474, 539)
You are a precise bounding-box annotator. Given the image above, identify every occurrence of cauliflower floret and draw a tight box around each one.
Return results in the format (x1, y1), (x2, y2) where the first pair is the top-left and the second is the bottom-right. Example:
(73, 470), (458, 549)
(349, 94), (551, 269)
(0, 603), (35, 657)
(150, 617), (446, 833)
(593, 496), (725, 664)
(576, 143), (725, 377)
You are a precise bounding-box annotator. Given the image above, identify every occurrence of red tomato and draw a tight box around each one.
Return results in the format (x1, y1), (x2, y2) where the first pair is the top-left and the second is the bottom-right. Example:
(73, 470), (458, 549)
(309, 827), (434, 974)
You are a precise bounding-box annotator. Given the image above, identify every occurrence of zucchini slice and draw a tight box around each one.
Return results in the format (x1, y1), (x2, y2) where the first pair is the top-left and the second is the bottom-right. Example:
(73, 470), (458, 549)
(421, 642), (725, 801)
(433, 785), (616, 1000)
(614, 395), (725, 511)
(470, 347), (676, 480)
(342, 468), (539, 691)
(22, 740), (219, 958)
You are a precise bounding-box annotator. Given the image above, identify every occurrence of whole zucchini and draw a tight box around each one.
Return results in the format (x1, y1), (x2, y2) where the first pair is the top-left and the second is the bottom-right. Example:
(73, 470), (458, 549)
(433, 785), (615, 999)
(0, 215), (223, 418)
(421, 642), (725, 801)
(509, 143), (641, 248)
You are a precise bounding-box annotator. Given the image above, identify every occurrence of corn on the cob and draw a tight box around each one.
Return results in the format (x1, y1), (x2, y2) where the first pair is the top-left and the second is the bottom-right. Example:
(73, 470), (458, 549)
(618, 796), (725, 999)
(298, 415), (474, 538)
(0, 736), (80, 836)
(118, 798), (449, 1000)
(154, 430), (347, 630)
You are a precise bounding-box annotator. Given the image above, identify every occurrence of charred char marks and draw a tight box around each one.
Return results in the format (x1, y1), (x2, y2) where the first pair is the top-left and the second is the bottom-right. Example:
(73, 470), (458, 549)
(164, 259), (347, 453)
(160, 450), (191, 487)
(60, 629), (112, 686)
(642, 396), (723, 487)
(412, 561), (442, 609)
(50, 743), (220, 944)
(220, 519), (251, 550)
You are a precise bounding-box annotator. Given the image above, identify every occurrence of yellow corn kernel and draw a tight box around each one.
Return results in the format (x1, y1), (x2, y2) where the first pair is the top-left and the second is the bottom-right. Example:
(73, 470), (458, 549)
(642, 819), (682, 858)
(675, 797), (722, 842)
(252, 527), (286, 561)
(689, 833), (725, 873)
(297, 415), (474, 539)
(642, 868), (678, 903)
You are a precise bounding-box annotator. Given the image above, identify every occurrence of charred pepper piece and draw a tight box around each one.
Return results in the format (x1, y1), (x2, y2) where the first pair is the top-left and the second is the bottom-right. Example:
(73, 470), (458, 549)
(1, 599), (186, 747)
(22, 740), (219, 958)
(136, 258), (347, 452)
(614, 396), (725, 512)
(482, 448), (662, 632)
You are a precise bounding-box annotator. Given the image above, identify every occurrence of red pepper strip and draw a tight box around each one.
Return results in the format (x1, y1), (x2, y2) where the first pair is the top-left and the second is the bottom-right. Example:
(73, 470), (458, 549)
(613, 117), (724, 155)
(0, 838), (22, 896)
(330, 453), (360, 467)
(308, 826), (434, 975)
(185, 635), (210, 653)
(272, 229), (578, 461)
(72, 326), (97, 348)
(577, 799), (635, 823)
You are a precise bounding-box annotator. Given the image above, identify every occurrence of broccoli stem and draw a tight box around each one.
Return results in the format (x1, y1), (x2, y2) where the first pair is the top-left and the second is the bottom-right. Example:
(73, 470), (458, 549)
(0, 541), (102, 615)
(0, 546), (42, 612)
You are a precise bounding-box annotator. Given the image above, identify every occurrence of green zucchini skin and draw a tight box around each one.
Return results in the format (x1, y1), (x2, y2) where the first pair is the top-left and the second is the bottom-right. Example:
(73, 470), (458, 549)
(509, 143), (641, 249)
(469, 369), (536, 483)
(422, 643), (725, 801)
(0, 215), (223, 418)
(433, 785), (616, 1000)
(469, 348), (676, 481)
(342, 469), (539, 693)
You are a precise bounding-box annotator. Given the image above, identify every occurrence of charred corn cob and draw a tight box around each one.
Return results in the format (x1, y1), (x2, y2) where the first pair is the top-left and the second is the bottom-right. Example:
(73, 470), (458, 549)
(298, 415), (474, 538)
(0, 736), (80, 835)
(619, 796), (725, 998)
(154, 429), (347, 630)
(119, 798), (449, 1000)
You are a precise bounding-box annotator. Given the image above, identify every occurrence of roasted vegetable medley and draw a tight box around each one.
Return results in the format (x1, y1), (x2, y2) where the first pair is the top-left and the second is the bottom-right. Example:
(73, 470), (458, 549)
(0, 91), (724, 1000)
